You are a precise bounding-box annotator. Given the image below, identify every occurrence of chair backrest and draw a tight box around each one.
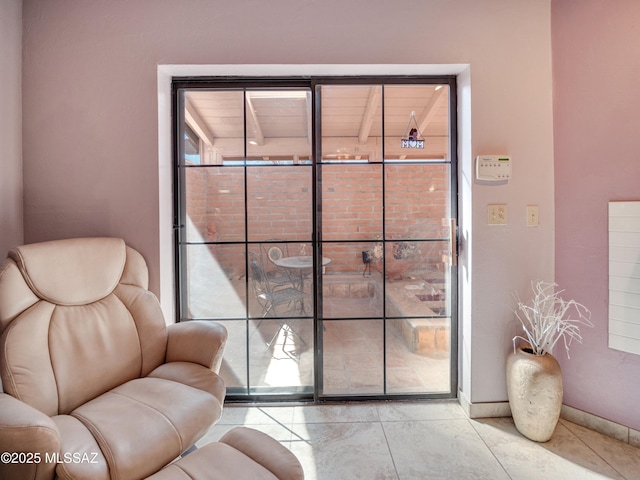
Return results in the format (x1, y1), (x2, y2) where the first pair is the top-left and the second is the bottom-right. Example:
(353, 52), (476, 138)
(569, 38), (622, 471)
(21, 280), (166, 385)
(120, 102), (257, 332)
(260, 240), (290, 268)
(0, 237), (168, 416)
(248, 251), (268, 293)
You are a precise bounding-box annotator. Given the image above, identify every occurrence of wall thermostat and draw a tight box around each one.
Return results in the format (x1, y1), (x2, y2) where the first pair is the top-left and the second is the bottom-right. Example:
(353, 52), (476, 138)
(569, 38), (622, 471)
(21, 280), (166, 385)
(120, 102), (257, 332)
(475, 155), (511, 181)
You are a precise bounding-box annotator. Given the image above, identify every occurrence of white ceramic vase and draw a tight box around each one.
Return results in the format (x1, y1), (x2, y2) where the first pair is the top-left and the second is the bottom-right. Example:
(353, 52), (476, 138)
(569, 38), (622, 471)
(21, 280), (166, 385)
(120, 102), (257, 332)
(506, 346), (563, 442)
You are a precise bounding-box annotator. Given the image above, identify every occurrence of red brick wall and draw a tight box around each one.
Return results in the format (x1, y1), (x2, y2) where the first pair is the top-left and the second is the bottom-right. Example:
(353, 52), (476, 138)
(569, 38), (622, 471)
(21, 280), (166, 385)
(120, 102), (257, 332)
(185, 162), (449, 279)
(321, 164), (383, 241)
(247, 166), (312, 242)
(185, 167), (208, 240)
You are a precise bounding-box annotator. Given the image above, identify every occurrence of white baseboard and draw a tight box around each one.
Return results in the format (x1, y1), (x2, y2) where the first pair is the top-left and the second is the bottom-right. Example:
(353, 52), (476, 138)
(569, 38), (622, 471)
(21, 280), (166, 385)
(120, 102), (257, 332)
(458, 394), (511, 419)
(561, 405), (640, 447)
(458, 392), (640, 447)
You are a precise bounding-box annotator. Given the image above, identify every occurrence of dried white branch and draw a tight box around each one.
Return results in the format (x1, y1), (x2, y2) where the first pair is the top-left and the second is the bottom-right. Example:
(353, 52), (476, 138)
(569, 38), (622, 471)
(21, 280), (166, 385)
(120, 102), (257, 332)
(512, 281), (593, 358)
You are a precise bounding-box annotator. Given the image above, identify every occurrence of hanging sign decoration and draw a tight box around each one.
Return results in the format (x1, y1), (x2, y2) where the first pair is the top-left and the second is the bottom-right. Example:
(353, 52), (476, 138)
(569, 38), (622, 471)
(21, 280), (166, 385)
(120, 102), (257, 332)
(401, 111), (425, 149)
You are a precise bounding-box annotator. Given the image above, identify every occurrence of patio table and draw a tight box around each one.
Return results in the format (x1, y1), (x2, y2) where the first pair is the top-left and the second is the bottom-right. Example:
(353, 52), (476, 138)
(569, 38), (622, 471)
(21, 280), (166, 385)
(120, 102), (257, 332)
(274, 255), (331, 292)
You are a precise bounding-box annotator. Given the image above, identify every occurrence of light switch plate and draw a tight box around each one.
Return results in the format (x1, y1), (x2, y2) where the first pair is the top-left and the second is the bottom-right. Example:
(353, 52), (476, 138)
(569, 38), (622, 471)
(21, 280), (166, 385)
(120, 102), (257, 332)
(527, 205), (539, 227)
(488, 204), (507, 225)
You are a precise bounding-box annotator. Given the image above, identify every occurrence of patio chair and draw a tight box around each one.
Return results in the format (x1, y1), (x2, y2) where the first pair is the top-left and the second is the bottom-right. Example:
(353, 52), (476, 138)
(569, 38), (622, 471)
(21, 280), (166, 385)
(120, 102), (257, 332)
(249, 253), (309, 347)
(259, 240), (294, 288)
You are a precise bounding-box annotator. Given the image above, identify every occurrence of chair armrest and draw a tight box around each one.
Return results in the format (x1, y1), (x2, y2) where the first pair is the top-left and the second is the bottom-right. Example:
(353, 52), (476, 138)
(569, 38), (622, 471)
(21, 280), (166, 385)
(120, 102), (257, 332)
(0, 393), (60, 480)
(166, 321), (228, 372)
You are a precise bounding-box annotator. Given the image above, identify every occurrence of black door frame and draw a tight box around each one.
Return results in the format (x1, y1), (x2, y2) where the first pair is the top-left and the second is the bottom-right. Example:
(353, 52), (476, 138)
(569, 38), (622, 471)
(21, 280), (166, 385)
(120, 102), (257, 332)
(172, 75), (458, 403)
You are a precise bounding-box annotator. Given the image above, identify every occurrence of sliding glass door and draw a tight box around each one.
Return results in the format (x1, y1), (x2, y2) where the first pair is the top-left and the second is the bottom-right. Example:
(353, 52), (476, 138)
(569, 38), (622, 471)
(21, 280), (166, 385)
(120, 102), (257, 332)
(317, 83), (456, 398)
(174, 77), (457, 401)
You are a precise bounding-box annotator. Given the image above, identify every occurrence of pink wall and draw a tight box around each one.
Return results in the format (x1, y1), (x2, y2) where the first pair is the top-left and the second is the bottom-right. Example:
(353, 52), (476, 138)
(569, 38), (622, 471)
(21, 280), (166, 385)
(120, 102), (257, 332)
(553, 0), (640, 430)
(0, 0), (23, 257)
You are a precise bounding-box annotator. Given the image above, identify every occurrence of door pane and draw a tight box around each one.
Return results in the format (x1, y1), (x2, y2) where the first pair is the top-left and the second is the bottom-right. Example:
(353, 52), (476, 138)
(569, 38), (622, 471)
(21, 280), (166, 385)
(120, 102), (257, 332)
(184, 244), (246, 319)
(185, 166), (245, 243)
(248, 318), (314, 394)
(184, 90), (245, 163)
(384, 164), (450, 239)
(383, 85), (449, 161)
(247, 166), (312, 242)
(320, 163), (382, 241)
(322, 241), (383, 319)
(384, 240), (450, 302)
(322, 319), (384, 395)
(246, 89), (312, 161)
(385, 316), (451, 394)
(247, 241), (315, 319)
(320, 85), (382, 163)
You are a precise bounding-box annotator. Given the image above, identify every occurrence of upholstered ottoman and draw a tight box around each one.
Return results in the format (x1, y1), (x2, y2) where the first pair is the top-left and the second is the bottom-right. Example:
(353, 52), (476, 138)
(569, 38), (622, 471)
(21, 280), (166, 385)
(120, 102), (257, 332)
(146, 427), (304, 480)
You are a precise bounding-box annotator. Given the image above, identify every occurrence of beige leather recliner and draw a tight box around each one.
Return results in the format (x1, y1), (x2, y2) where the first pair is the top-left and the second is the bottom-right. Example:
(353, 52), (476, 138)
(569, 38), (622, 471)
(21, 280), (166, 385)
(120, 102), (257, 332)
(0, 237), (303, 480)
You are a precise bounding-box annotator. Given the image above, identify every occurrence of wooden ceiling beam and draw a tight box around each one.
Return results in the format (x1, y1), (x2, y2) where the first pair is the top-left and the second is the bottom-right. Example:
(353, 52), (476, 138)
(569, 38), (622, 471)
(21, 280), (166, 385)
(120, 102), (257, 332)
(358, 86), (382, 144)
(185, 98), (215, 146)
(245, 94), (265, 146)
(417, 87), (446, 135)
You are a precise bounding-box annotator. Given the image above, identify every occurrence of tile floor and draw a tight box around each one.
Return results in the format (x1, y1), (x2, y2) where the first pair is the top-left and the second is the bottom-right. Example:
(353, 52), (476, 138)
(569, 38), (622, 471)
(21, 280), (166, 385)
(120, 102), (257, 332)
(197, 401), (640, 480)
